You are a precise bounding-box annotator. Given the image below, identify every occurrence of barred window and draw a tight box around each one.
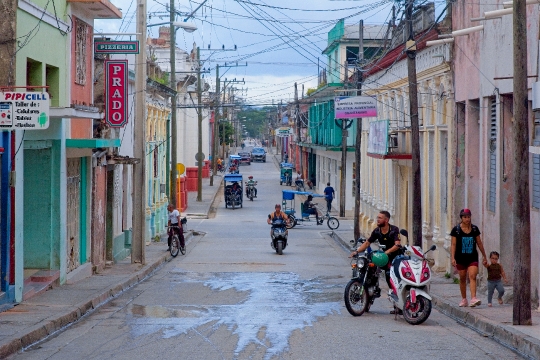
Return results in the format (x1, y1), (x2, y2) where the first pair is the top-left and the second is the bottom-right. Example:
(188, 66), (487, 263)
(75, 20), (88, 85)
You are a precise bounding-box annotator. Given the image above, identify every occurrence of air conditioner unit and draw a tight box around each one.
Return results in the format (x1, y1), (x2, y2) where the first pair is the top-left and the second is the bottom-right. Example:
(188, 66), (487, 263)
(533, 82), (540, 110)
(388, 133), (398, 149)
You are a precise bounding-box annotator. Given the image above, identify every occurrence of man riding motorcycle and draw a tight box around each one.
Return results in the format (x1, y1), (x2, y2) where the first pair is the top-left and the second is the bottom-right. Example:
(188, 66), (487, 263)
(349, 210), (401, 314)
(267, 204), (289, 236)
(245, 175), (258, 198)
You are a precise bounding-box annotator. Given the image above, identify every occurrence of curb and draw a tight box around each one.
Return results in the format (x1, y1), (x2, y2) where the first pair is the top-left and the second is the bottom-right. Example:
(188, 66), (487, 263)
(432, 295), (540, 360)
(330, 230), (539, 360)
(0, 231), (197, 359)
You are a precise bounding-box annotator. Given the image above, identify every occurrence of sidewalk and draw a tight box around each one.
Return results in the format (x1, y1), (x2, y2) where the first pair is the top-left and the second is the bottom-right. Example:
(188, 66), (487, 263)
(0, 176), (223, 359)
(331, 230), (540, 359)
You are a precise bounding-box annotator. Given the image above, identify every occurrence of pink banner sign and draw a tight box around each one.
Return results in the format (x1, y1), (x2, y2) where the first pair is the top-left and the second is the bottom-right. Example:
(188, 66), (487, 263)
(334, 96), (377, 119)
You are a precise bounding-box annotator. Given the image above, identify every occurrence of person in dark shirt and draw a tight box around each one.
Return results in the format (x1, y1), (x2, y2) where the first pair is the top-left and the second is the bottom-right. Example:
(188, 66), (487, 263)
(483, 251), (507, 307)
(303, 195), (321, 224)
(450, 208), (488, 308)
(350, 211), (400, 287)
(323, 182), (335, 214)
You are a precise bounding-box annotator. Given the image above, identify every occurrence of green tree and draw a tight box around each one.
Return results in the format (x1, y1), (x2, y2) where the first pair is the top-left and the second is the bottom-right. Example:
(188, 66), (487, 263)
(218, 122), (235, 145)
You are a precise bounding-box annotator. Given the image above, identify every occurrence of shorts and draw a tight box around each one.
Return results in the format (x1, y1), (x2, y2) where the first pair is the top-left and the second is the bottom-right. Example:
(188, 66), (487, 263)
(456, 262), (479, 271)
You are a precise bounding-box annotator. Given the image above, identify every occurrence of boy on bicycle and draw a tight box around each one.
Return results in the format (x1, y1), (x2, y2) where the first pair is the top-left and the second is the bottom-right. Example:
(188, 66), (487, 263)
(167, 204), (185, 252)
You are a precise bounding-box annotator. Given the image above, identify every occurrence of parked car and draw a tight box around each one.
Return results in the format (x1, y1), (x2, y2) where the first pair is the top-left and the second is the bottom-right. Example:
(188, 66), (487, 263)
(238, 152), (251, 165)
(251, 147), (266, 162)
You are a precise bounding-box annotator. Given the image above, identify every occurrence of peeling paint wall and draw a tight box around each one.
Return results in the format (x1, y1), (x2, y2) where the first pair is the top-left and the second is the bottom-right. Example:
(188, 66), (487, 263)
(91, 165), (106, 272)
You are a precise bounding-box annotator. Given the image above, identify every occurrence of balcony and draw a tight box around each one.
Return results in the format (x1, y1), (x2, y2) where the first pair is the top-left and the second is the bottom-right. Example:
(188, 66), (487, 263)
(68, 0), (122, 19)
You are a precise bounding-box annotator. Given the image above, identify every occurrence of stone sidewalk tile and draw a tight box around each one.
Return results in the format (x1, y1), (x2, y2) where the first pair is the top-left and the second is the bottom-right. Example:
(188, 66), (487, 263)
(0, 176), (223, 359)
(331, 230), (540, 360)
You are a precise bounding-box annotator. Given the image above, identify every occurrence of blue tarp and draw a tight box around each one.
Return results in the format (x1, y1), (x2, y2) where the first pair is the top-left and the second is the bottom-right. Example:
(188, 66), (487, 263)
(282, 190), (324, 200)
(224, 174), (243, 183)
(229, 155), (241, 160)
(280, 162), (293, 168)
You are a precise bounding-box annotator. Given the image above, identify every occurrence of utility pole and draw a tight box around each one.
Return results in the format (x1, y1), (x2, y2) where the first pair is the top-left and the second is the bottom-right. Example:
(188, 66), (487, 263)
(210, 65), (220, 187)
(169, 0), (178, 207)
(512, 0), (531, 325)
(354, 20), (364, 241)
(132, 0), (147, 263)
(406, 0), (422, 247)
(295, 83), (302, 175)
(196, 46), (203, 202)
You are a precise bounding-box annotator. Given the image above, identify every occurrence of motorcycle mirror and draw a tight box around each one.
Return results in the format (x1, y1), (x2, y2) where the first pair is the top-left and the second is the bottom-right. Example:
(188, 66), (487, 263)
(430, 244), (437, 251)
(349, 240), (355, 244)
(399, 229), (408, 237)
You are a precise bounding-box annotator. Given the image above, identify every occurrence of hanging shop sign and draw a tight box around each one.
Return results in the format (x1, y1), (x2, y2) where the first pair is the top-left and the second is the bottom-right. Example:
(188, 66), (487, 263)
(94, 41), (139, 54)
(367, 120), (389, 155)
(0, 92), (50, 130)
(334, 96), (377, 119)
(276, 127), (293, 137)
(105, 60), (128, 127)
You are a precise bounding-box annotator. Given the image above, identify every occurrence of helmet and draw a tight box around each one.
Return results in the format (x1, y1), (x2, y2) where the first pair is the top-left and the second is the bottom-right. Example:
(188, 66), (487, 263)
(249, 176), (253, 179)
(371, 251), (389, 267)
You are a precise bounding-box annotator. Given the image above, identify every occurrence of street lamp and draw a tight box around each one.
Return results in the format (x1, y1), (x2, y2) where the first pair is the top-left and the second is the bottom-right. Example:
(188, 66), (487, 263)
(146, 18), (197, 208)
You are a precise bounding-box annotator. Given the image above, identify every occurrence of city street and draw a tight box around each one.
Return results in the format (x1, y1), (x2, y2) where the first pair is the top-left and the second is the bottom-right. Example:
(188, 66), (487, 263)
(9, 159), (521, 360)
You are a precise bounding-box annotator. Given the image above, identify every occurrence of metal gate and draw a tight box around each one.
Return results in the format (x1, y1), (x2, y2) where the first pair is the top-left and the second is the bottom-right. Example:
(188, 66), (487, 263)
(66, 158), (81, 273)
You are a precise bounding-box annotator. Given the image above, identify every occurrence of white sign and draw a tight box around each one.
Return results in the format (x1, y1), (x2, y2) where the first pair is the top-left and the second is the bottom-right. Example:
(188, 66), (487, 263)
(276, 127), (293, 137)
(367, 120), (388, 155)
(0, 92), (50, 130)
(335, 96), (377, 119)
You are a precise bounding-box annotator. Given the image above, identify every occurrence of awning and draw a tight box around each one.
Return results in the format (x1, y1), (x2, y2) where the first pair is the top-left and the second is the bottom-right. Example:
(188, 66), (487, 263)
(66, 138), (121, 148)
(50, 107), (103, 120)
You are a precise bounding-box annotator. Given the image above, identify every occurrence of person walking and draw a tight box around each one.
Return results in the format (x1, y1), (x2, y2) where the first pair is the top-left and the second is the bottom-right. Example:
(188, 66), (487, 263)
(323, 182), (335, 214)
(450, 208), (488, 307)
(484, 251), (508, 306)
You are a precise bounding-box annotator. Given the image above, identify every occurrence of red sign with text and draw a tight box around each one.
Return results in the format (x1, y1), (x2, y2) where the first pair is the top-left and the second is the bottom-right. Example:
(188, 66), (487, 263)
(105, 60), (128, 127)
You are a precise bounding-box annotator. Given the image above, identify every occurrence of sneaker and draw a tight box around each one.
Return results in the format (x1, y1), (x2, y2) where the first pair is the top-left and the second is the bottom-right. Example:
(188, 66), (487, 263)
(459, 298), (468, 307)
(470, 297), (481, 307)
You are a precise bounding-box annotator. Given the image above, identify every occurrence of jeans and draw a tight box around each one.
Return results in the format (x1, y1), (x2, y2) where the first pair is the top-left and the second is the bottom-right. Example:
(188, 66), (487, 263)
(325, 198), (332, 213)
(168, 225), (185, 248)
(487, 279), (505, 303)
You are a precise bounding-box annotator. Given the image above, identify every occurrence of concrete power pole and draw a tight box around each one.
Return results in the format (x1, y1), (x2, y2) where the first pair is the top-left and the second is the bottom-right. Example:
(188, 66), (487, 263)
(132, 0), (147, 263)
(512, 0), (531, 325)
(210, 65), (220, 187)
(196, 46), (203, 202)
(339, 121), (348, 218)
(169, 0), (178, 207)
(406, 0), (422, 247)
(354, 20), (364, 241)
(0, 0), (16, 86)
(295, 83), (302, 175)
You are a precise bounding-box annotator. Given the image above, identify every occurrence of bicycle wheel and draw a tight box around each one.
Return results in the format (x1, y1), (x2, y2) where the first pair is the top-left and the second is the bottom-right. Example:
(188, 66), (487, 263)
(170, 235), (180, 257)
(327, 217), (340, 230)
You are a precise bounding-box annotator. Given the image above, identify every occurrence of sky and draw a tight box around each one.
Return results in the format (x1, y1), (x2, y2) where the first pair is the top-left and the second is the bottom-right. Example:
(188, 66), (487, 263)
(94, 0), (445, 105)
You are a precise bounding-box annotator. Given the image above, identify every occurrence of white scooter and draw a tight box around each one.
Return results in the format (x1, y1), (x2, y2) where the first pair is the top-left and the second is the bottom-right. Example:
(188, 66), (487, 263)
(388, 229), (436, 325)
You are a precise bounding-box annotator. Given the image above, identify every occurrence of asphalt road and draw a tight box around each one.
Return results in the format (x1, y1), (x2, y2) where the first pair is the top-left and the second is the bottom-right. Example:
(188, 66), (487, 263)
(10, 159), (522, 360)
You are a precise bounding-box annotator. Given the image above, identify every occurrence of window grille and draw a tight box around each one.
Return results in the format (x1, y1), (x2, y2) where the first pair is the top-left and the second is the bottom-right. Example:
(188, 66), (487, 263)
(75, 20), (88, 85)
(488, 99), (497, 212)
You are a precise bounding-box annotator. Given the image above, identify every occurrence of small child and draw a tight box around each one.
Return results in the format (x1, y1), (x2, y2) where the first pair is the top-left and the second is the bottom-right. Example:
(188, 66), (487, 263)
(484, 251), (508, 306)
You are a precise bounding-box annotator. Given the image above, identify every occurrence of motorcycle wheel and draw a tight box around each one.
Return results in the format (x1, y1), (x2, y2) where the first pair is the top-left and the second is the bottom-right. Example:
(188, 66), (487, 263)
(286, 214), (297, 229)
(403, 295), (432, 325)
(277, 241), (283, 255)
(327, 217), (340, 230)
(344, 279), (369, 316)
(232, 201), (236, 210)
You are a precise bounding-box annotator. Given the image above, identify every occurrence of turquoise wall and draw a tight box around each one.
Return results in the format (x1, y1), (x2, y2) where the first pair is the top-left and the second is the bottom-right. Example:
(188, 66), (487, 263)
(23, 141), (61, 269)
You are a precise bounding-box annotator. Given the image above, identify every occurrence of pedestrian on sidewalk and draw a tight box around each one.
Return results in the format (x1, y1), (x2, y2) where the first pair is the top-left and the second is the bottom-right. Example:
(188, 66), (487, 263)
(484, 251), (508, 306)
(450, 208), (488, 308)
(323, 182), (335, 214)
(167, 204), (185, 252)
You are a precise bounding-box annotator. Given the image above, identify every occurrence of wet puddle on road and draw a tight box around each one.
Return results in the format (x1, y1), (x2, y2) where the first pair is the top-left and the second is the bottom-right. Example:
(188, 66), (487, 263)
(127, 272), (341, 359)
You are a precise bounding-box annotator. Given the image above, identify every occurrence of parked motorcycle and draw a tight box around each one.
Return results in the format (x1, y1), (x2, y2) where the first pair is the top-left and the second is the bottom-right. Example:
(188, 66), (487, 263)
(269, 218), (288, 255)
(344, 237), (386, 316)
(387, 229), (436, 325)
(246, 182), (257, 201)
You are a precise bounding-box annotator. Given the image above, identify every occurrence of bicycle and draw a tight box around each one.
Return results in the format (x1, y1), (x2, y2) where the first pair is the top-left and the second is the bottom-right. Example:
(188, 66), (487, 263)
(167, 225), (186, 257)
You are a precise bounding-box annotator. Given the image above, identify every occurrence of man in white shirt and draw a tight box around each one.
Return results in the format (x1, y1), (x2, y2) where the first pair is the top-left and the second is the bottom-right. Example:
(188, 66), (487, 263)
(167, 204), (185, 251)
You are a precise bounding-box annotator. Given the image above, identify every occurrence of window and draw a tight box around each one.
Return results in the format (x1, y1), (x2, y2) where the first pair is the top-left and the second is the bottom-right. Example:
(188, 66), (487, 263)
(488, 98), (497, 212)
(346, 46), (359, 65)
